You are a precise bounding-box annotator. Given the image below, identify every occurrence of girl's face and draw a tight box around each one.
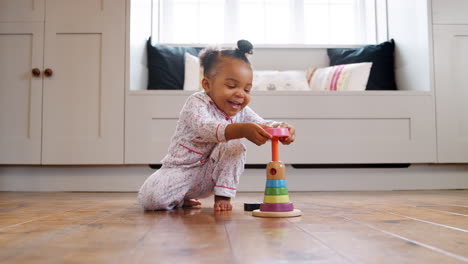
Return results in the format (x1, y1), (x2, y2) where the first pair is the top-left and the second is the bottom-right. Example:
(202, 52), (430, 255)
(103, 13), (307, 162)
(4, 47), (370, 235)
(202, 57), (253, 117)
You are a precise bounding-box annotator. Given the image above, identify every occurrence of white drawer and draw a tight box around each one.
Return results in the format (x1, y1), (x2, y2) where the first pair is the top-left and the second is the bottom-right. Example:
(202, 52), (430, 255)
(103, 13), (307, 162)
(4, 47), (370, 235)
(125, 93), (188, 164)
(125, 92), (436, 164)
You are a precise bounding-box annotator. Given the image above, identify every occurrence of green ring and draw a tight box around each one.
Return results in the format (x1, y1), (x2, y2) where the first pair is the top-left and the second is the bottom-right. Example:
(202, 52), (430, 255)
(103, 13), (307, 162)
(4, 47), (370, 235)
(264, 187), (289, 195)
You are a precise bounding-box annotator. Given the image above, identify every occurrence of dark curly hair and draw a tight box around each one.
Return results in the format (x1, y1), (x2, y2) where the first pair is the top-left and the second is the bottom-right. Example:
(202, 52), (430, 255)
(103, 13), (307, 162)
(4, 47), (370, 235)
(199, 39), (254, 77)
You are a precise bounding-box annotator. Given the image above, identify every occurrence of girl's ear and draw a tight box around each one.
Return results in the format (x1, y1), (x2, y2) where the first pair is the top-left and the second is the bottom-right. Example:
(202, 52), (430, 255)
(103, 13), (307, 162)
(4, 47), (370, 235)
(201, 77), (211, 93)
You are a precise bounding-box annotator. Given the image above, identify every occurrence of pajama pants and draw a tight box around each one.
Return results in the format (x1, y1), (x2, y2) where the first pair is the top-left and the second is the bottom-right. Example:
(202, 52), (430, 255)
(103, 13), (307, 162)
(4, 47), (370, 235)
(138, 140), (246, 210)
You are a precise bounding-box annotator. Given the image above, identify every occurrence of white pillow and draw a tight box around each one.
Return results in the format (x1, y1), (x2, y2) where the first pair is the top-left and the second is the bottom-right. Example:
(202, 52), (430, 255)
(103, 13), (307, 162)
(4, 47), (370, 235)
(183, 52), (203, 91)
(252, 70), (309, 91)
(306, 62), (372, 91)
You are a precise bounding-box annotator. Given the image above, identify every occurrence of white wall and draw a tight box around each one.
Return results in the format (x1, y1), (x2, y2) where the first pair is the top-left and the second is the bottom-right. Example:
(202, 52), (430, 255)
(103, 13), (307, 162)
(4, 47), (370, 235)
(387, 0), (432, 92)
(128, 0), (152, 91)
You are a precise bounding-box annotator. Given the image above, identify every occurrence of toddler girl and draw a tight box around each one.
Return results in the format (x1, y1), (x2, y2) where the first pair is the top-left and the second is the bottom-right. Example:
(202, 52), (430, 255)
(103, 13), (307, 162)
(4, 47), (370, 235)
(138, 40), (296, 211)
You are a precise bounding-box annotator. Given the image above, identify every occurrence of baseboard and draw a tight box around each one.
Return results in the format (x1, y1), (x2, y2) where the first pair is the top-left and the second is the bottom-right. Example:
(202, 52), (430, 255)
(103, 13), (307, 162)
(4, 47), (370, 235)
(0, 164), (467, 192)
(150, 164), (269, 169)
(151, 163), (412, 169)
(291, 163), (411, 168)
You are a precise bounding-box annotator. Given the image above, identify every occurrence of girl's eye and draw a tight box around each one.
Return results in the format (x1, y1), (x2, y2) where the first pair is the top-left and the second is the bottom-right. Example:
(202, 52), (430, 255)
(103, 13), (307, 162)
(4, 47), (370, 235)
(227, 85), (236, 89)
(244, 89), (251, 93)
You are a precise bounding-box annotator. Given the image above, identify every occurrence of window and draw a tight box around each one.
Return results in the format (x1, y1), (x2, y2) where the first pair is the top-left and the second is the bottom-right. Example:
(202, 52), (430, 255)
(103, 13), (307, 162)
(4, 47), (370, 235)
(155, 0), (378, 45)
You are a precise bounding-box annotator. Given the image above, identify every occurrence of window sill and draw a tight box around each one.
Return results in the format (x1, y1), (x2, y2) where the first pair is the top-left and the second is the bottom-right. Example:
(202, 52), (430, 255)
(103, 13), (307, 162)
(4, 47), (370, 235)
(127, 90), (433, 97)
(155, 42), (373, 49)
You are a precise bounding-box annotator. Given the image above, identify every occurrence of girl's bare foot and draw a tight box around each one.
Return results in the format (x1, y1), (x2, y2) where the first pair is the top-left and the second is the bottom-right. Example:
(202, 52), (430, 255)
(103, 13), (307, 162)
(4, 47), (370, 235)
(214, 195), (232, 211)
(183, 199), (202, 208)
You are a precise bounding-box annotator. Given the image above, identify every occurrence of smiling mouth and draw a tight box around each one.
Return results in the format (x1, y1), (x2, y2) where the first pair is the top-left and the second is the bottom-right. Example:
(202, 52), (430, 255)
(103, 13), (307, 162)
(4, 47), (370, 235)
(227, 100), (243, 109)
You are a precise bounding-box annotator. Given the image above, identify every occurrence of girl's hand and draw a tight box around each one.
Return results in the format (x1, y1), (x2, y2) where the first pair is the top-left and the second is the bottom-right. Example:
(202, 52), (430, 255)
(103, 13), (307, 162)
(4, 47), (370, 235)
(278, 123), (296, 145)
(241, 123), (272, 146)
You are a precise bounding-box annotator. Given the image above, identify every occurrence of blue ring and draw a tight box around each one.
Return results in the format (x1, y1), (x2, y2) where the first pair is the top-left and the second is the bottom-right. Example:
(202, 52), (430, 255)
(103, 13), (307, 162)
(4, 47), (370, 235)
(266, 179), (287, 188)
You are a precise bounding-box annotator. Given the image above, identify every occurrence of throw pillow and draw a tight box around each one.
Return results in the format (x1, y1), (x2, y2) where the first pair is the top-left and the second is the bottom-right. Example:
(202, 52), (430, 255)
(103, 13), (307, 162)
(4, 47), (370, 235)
(306, 63), (372, 91)
(252, 70), (309, 91)
(146, 37), (201, 90)
(183, 52), (203, 91)
(327, 39), (396, 90)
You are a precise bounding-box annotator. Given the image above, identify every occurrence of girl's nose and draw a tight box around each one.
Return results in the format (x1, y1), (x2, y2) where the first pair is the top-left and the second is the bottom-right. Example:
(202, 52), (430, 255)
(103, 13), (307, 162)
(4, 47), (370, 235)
(234, 89), (245, 98)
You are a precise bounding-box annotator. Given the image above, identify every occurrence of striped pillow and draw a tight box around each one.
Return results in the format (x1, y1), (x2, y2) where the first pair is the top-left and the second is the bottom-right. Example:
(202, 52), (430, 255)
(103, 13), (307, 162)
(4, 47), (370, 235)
(306, 62), (372, 91)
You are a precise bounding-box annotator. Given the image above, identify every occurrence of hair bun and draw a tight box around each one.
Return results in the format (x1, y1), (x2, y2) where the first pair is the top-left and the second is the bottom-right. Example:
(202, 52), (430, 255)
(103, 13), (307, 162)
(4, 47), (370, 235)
(237, 39), (253, 55)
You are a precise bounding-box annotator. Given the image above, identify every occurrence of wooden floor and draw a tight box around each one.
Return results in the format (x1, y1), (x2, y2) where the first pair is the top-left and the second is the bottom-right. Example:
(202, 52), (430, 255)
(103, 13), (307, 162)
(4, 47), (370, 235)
(0, 191), (467, 264)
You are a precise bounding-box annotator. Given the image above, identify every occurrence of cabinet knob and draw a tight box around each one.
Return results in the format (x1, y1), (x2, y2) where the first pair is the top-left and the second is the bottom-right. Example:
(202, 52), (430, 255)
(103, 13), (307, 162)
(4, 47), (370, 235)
(32, 68), (41, 77)
(44, 68), (53, 77)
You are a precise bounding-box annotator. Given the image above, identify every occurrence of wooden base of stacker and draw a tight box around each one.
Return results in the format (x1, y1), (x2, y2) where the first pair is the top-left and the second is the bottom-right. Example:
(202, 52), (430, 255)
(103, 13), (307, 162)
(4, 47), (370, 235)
(252, 209), (302, 218)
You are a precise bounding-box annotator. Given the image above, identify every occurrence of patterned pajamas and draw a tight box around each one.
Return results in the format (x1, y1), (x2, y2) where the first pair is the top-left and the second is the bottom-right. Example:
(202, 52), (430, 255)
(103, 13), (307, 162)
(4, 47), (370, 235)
(138, 140), (246, 210)
(138, 91), (280, 210)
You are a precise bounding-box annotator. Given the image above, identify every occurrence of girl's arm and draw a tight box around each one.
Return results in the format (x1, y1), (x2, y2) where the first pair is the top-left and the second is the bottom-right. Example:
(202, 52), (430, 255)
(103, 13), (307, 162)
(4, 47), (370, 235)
(225, 123), (272, 146)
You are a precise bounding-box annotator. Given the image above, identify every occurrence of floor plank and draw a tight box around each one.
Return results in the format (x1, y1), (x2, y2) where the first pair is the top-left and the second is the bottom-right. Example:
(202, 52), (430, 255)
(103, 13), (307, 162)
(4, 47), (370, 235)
(8, 206), (153, 264)
(224, 218), (350, 263)
(290, 214), (466, 264)
(408, 205), (468, 216)
(119, 210), (234, 264)
(297, 197), (468, 262)
(0, 200), (137, 262)
(0, 191), (467, 264)
(370, 204), (468, 230)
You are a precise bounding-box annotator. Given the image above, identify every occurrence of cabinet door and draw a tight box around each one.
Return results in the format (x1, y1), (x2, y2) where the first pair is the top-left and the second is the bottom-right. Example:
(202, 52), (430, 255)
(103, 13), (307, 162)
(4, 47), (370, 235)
(434, 25), (468, 162)
(42, 0), (125, 164)
(0, 23), (43, 164)
(0, 0), (45, 22)
(432, 0), (468, 25)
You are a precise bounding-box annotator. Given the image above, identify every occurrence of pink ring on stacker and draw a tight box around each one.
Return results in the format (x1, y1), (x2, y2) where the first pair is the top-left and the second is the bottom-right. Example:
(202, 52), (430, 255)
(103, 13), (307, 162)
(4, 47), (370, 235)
(265, 127), (290, 137)
(260, 203), (294, 212)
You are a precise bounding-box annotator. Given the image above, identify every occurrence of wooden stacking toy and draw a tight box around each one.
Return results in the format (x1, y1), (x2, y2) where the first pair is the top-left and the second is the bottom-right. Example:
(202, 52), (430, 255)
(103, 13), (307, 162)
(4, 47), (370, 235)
(252, 128), (302, 218)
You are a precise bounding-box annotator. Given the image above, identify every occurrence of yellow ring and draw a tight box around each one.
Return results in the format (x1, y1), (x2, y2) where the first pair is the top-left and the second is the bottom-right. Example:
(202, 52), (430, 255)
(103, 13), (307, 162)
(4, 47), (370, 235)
(263, 195), (290, 203)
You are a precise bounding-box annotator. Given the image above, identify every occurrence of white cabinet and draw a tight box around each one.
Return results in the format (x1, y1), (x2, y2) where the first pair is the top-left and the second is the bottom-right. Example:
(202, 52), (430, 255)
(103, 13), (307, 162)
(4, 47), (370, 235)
(433, 25), (468, 162)
(432, 0), (468, 162)
(0, 0), (45, 22)
(0, 22), (43, 164)
(0, 0), (126, 164)
(42, 0), (125, 164)
(432, 0), (468, 25)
